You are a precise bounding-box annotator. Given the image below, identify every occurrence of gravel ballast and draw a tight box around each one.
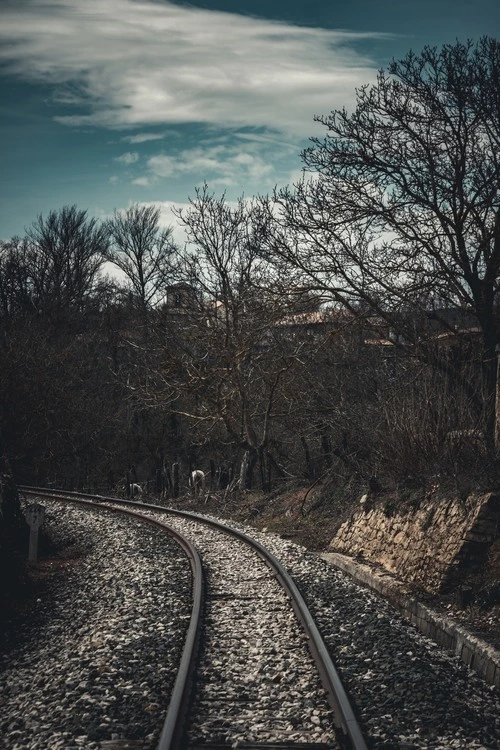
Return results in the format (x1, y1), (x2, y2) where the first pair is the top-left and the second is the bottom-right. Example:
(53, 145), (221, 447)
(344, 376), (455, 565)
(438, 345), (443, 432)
(199, 513), (500, 750)
(156, 516), (337, 747)
(2, 498), (500, 749)
(0, 501), (192, 750)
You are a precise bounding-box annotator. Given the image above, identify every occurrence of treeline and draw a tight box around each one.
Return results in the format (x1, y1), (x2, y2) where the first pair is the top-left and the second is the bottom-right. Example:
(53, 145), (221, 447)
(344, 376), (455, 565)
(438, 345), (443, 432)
(1, 37), (499, 499)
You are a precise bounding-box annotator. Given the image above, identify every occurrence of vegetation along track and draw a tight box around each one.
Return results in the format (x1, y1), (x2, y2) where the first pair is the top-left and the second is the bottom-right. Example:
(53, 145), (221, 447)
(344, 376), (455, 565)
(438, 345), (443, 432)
(21, 486), (367, 749)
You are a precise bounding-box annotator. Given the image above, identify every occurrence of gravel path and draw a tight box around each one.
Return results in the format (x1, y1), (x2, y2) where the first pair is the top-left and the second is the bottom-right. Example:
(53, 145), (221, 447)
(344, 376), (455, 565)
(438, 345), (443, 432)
(0, 501), (192, 750)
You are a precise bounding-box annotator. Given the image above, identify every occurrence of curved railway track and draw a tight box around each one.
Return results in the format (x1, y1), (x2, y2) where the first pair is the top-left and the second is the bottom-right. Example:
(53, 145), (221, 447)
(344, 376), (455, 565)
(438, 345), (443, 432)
(20, 489), (203, 749)
(21, 486), (369, 750)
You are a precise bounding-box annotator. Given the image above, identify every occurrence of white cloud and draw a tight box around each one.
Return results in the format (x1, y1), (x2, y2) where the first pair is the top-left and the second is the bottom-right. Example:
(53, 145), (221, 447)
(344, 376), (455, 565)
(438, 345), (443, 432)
(114, 151), (139, 164)
(131, 176), (151, 186)
(122, 132), (165, 144)
(143, 142), (276, 189)
(0, 0), (387, 137)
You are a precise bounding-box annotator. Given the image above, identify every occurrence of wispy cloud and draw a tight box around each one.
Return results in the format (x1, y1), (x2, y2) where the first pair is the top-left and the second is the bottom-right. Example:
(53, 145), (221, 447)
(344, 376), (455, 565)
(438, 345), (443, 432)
(0, 0), (387, 137)
(131, 176), (151, 187)
(114, 151), (140, 164)
(142, 142), (276, 189)
(122, 132), (166, 144)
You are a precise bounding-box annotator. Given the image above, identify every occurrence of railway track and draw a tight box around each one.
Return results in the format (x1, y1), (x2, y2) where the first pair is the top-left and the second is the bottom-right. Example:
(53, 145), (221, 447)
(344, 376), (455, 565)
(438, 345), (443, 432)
(20, 486), (368, 750)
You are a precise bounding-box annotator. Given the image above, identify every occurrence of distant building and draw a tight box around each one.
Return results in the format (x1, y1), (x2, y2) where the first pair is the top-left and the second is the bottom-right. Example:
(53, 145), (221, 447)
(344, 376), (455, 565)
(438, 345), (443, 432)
(164, 284), (199, 312)
(276, 307), (355, 338)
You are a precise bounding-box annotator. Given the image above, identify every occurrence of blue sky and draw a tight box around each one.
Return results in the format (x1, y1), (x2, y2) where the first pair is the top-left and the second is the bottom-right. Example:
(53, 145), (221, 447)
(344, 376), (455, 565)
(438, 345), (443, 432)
(1, 0), (499, 240)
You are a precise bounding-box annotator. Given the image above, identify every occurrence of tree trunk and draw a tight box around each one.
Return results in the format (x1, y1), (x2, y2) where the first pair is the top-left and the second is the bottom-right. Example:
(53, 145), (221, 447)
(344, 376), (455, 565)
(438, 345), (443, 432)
(482, 343), (498, 456)
(319, 425), (333, 468)
(258, 446), (270, 492)
(240, 449), (258, 489)
(301, 436), (314, 479)
(210, 459), (216, 490)
(172, 462), (179, 498)
(495, 345), (500, 454)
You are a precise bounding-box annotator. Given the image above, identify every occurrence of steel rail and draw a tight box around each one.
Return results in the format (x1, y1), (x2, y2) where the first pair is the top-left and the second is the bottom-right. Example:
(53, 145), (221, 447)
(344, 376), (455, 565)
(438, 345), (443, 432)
(22, 485), (368, 749)
(162, 509), (368, 750)
(20, 488), (203, 750)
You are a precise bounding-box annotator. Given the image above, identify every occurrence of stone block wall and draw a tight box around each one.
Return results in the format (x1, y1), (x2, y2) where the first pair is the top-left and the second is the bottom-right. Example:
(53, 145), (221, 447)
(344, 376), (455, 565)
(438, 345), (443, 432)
(328, 492), (500, 593)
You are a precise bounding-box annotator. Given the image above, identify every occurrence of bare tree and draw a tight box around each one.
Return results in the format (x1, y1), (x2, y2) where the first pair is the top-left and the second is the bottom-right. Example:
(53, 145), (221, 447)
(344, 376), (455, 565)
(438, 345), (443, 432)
(150, 185), (300, 490)
(25, 205), (107, 322)
(106, 204), (178, 310)
(0, 208), (140, 486)
(267, 38), (500, 452)
(0, 238), (33, 322)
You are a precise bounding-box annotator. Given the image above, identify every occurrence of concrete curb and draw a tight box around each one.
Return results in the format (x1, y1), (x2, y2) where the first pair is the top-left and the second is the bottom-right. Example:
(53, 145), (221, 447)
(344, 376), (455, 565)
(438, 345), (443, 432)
(321, 551), (500, 689)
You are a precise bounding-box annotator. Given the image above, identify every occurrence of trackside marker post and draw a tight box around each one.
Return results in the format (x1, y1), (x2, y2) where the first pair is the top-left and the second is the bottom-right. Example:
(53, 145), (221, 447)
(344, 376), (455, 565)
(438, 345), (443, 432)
(25, 503), (45, 563)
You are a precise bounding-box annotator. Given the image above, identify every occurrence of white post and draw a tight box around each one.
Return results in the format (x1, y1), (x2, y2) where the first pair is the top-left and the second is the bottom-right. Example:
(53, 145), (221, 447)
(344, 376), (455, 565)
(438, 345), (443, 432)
(25, 503), (45, 563)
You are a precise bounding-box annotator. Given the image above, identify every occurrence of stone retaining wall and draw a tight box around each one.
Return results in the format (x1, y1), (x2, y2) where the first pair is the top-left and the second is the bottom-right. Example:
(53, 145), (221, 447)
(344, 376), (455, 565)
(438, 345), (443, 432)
(328, 492), (500, 593)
